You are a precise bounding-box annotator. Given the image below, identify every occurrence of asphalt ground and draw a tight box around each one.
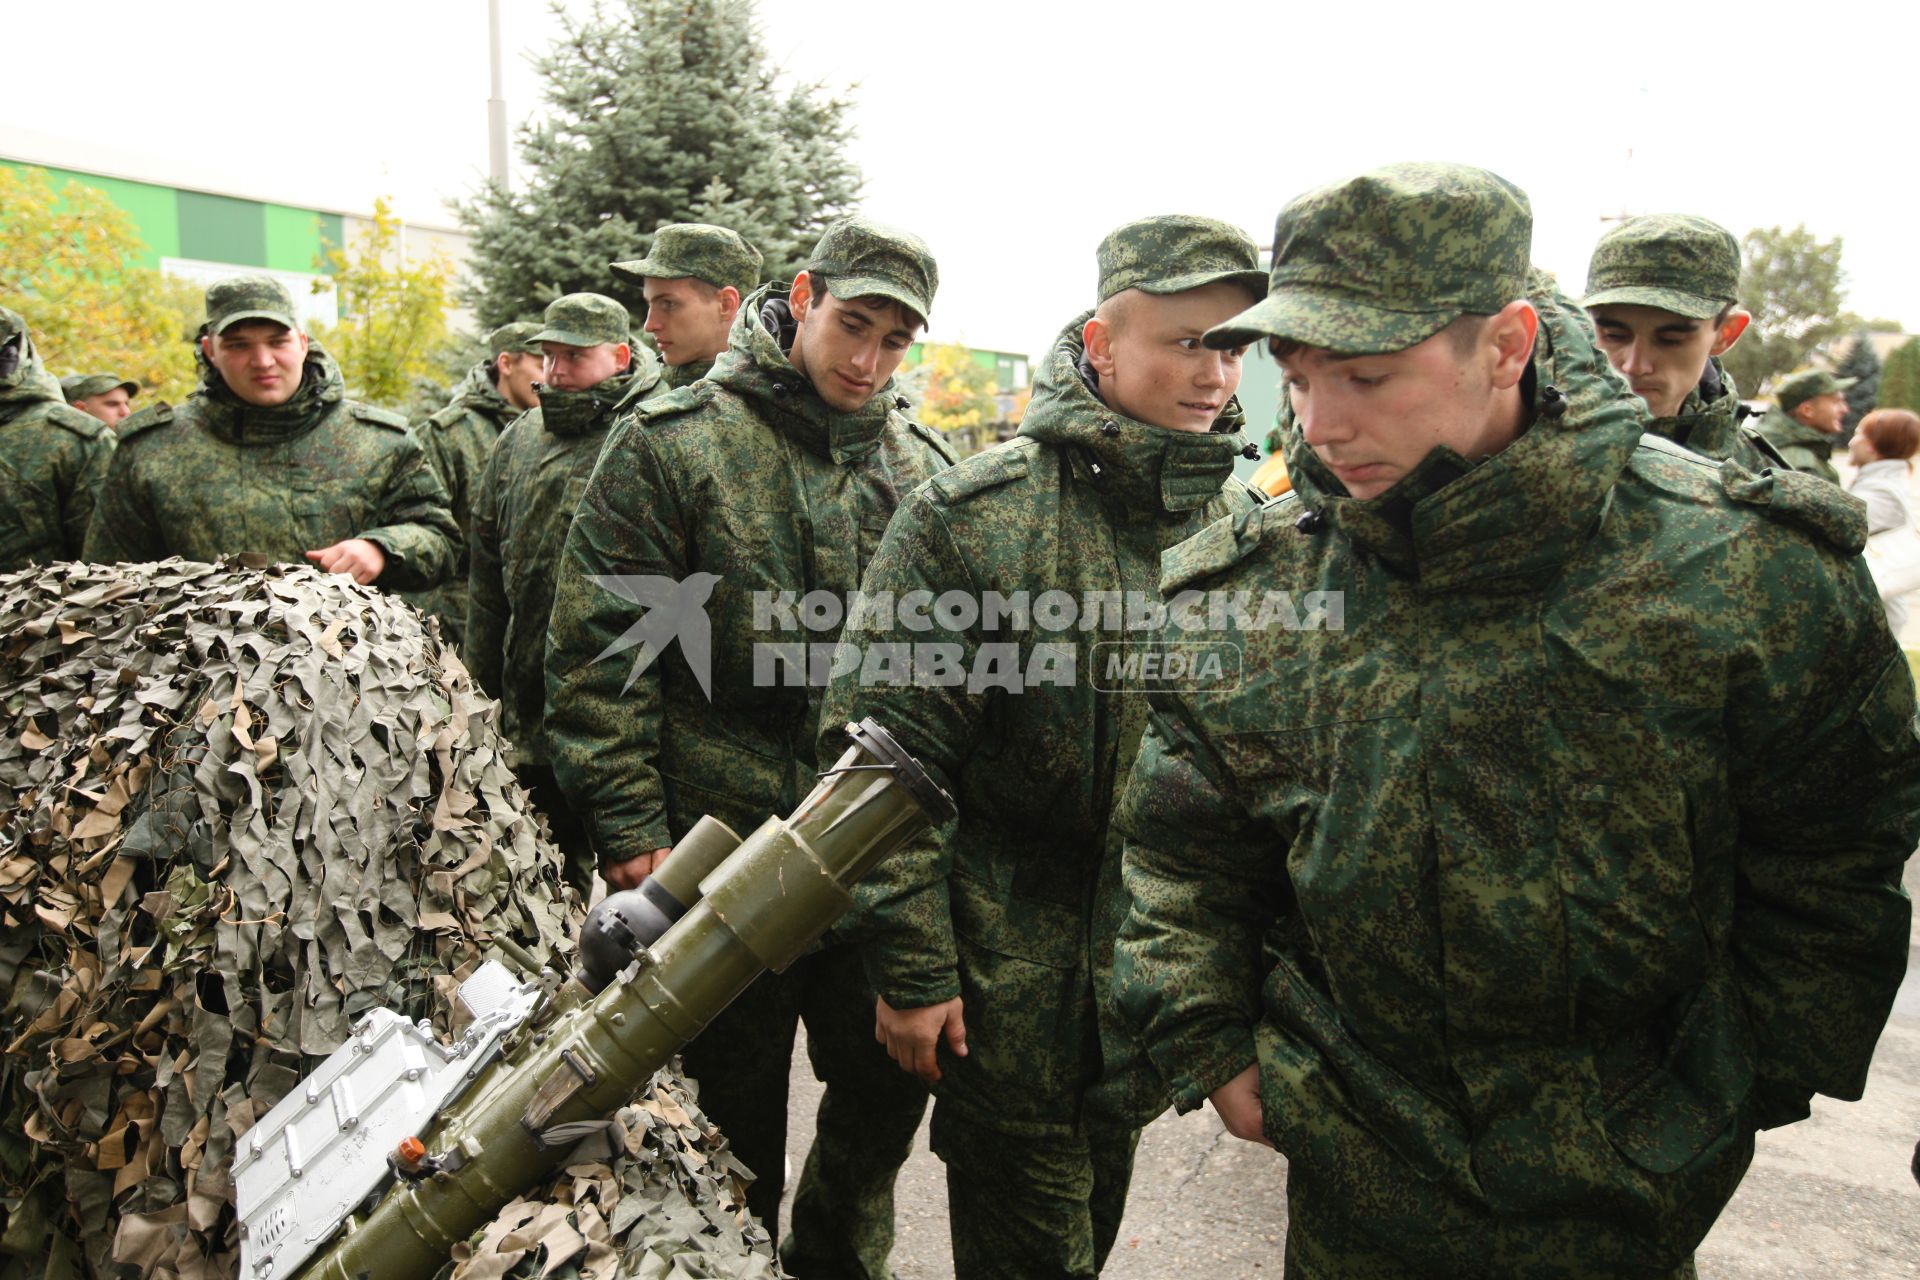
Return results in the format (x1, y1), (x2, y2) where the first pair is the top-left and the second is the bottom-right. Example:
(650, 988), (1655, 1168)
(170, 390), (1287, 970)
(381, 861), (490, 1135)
(778, 855), (1920, 1277)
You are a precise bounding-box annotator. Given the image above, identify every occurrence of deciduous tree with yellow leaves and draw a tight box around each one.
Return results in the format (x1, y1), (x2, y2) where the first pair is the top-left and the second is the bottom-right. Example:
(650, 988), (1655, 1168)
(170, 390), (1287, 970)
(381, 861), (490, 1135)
(308, 197), (461, 415)
(910, 342), (1000, 431)
(0, 166), (201, 402)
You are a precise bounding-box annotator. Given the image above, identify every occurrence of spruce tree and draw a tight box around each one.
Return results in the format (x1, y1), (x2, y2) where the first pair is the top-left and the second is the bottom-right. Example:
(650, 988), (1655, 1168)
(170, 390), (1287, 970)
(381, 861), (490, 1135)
(458, 0), (861, 327)
(1877, 339), (1920, 414)
(1832, 332), (1881, 441)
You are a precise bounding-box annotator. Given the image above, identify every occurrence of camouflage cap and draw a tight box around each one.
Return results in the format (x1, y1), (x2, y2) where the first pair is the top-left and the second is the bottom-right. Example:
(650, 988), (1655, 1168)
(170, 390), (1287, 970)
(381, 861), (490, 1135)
(610, 223), (764, 294)
(205, 274), (299, 335)
(60, 373), (138, 400)
(1581, 214), (1740, 320)
(486, 320), (545, 357)
(1097, 215), (1268, 303)
(805, 216), (938, 324)
(1205, 162), (1532, 354)
(1775, 368), (1857, 413)
(531, 293), (631, 348)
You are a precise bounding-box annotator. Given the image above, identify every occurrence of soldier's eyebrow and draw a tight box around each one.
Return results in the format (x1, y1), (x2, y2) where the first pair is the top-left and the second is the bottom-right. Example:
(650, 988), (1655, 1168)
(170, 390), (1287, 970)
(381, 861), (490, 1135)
(1655, 320), (1702, 335)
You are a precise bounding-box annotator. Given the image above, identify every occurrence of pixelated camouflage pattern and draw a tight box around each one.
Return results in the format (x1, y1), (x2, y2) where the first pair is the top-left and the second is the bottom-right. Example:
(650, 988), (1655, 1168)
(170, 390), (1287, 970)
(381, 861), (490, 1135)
(1753, 405), (1841, 483)
(819, 311), (1255, 1274)
(1649, 359), (1783, 470)
(1582, 214), (1741, 319)
(1773, 367), (1857, 414)
(822, 311), (1258, 1131)
(0, 312), (115, 572)
(1095, 214), (1266, 302)
(402, 359), (527, 646)
(203, 274), (298, 335)
(486, 320), (544, 356)
(531, 292), (632, 349)
(543, 284), (951, 1274)
(660, 357), (714, 390)
(610, 222), (764, 294)
(1113, 282), (1920, 1275)
(932, 1111), (1138, 1280)
(805, 216), (939, 322)
(82, 341), (460, 592)
(1205, 161), (1533, 354)
(59, 374), (136, 401)
(545, 282), (954, 864)
(468, 357), (664, 770)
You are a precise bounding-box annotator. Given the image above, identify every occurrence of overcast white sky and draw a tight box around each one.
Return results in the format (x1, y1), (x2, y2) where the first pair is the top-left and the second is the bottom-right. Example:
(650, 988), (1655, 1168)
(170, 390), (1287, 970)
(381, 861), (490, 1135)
(7, 0), (1915, 359)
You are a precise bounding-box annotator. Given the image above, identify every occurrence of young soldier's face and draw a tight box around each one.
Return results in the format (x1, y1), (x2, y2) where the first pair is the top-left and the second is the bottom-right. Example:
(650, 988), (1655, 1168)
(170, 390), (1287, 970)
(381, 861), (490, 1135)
(789, 278), (920, 413)
(73, 388), (134, 427)
(1792, 392), (1849, 434)
(540, 342), (627, 392)
(1278, 317), (1529, 501)
(642, 276), (738, 367)
(1588, 303), (1745, 419)
(1086, 282), (1251, 433)
(203, 322), (309, 407)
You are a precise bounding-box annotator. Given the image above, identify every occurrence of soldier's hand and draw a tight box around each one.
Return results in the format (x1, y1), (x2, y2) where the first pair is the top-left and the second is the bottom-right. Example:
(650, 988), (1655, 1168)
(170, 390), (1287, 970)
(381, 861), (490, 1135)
(603, 847), (672, 890)
(1209, 1064), (1272, 1148)
(306, 538), (387, 584)
(875, 994), (967, 1082)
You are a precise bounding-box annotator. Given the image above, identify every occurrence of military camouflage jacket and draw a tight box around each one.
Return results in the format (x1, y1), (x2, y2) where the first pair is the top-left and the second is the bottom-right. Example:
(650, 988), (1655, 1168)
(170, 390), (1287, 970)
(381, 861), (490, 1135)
(403, 360), (525, 645)
(0, 341), (115, 572)
(1651, 358), (1783, 472)
(82, 344), (459, 591)
(660, 357), (715, 391)
(1112, 286), (1920, 1274)
(468, 357), (665, 768)
(545, 285), (954, 865)
(1753, 406), (1841, 483)
(820, 313), (1259, 1130)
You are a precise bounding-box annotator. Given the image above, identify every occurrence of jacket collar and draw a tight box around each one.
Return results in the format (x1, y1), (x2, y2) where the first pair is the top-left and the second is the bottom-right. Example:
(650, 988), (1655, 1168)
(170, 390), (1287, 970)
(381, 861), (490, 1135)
(192, 340), (345, 445)
(1283, 277), (1647, 590)
(1016, 310), (1250, 521)
(705, 283), (901, 464)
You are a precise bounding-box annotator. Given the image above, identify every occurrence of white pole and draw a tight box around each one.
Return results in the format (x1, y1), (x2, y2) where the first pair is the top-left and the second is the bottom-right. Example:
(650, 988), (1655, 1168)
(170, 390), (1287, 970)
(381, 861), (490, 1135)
(488, 0), (509, 188)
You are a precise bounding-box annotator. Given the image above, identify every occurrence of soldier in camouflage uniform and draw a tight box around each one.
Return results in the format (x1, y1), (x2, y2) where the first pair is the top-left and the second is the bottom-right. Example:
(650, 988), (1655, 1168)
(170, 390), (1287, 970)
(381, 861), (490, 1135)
(1755, 368), (1854, 483)
(818, 217), (1267, 1279)
(403, 320), (544, 647)
(0, 308), (116, 572)
(1582, 214), (1783, 471)
(611, 222), (763, 389)
(546, 218), (954, 1278)
(83, 276), (458, 589)
(59, 372), (139, 430)
(1111, 163), (1920, 1278)
(469, 294), (664, 896)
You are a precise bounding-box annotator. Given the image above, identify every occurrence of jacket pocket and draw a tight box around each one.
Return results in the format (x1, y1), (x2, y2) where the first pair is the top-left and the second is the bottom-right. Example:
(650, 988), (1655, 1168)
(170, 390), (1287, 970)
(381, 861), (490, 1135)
(1597, 969), (1752, 1175)
(947, 872), (1087, 1114)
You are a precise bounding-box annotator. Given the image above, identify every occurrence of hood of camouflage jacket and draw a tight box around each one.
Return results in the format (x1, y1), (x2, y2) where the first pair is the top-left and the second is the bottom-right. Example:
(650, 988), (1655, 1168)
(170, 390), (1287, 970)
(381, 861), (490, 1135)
(1653, 357), (1743, 455)
(448, 358), (522, 430)
(1280, 271), (1649, 586)
(1018, 310), (1250, 522)
(535, 349), (663, 438)
(661, 356), (714, 390)
(192, 337), (350, 446)
(0, 331), (69, 424)
(706, 282), (905, 465)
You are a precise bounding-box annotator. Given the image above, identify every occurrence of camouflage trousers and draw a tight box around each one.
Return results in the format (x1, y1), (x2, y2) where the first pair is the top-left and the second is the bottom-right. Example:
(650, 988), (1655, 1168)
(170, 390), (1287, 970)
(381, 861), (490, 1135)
(929, 1102), (1141, 1280)
(1282, 1172), (1700, 1280)
(519, 764), (596, 899)
(680, 941), (928, 1280)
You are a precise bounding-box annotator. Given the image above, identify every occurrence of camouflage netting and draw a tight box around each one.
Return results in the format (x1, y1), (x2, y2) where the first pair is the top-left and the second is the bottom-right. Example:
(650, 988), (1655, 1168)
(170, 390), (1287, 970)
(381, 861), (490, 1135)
(0, 560), (776, 1279)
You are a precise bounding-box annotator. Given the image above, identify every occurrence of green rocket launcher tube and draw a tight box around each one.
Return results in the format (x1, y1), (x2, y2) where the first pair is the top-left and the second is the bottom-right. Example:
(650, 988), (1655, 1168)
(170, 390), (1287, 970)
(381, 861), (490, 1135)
(296, 718), (953, 1279)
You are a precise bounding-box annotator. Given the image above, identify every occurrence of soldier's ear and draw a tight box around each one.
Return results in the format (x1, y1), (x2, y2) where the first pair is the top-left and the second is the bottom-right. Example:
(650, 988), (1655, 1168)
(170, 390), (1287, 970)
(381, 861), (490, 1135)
(717, 286), (741, 323)
(1083, 316), (1116, 381)
(1710, 310), (1751, 356)
(1486, 300), (1538, 391)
